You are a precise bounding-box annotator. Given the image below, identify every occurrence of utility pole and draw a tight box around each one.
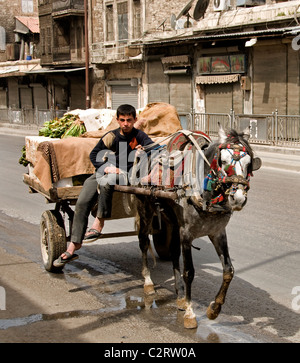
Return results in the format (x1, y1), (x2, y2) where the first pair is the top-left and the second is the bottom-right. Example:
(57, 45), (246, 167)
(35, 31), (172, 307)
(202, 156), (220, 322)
(84, 0), (90, 109)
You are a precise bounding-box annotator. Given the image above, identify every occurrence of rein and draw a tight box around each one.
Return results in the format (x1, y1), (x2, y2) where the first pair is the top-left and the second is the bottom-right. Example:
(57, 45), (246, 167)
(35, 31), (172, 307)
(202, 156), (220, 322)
(133, 129), (257, 213)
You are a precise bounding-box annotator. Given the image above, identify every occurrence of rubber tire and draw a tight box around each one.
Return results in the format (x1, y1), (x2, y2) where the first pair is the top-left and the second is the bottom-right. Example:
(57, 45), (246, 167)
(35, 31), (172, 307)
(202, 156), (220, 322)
(40, 210), (67, 273)
(152, 214), (172, 260)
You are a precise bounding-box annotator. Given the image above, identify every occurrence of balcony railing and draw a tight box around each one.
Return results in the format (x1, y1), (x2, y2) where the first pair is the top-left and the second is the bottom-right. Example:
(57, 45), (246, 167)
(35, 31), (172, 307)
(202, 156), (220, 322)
(52, 0), (84, 15)
(91, 42), (143, 64)
(53, 46), (71, 62)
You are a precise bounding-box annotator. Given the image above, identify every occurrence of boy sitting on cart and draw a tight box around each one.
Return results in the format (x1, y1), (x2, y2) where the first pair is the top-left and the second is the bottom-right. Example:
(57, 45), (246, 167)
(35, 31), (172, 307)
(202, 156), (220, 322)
(54, 104), (154, 267)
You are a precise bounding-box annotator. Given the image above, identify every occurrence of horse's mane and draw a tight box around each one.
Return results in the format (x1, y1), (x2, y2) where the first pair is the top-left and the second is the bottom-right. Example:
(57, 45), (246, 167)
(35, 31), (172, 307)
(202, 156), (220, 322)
(226, 129), (253, 160)
(204, 128), (254, 175)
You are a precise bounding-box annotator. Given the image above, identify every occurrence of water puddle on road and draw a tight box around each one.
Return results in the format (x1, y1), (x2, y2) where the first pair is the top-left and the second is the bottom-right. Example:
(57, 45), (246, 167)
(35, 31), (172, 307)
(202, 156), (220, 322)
(0, 294), (167, 331)
(0, 308), (112, 330)
(0, 255), (260, 343)
(0, 290), (257, 342)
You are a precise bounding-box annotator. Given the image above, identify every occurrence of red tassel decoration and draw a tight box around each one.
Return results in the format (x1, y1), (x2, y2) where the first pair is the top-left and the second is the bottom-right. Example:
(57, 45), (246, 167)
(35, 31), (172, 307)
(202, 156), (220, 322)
(210, 158), (218, 170)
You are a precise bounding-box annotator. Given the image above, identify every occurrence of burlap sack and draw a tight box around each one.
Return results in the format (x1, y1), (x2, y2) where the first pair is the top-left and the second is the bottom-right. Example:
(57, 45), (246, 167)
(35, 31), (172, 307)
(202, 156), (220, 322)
(81, 102), (182, 138)
(136, 102), (182, 137)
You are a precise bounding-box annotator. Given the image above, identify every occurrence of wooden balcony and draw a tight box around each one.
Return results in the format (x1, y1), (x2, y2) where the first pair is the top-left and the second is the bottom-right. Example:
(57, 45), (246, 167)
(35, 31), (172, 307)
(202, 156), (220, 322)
(52, 0), (84, 18)
(91, 42), (143, 64)
(53, 46), (71, 62)
(52, 45), (85, 65)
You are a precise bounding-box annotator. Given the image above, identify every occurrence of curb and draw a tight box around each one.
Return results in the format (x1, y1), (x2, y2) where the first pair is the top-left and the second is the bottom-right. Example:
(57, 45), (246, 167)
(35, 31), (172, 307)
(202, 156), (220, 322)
(251, 144), (300, 156)
(1, 123), (300, 172)
(0, 123), (39, 137)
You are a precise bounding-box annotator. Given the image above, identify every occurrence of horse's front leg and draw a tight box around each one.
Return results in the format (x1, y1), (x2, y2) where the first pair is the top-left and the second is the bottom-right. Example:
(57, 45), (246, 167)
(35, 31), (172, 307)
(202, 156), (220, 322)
(207, 230), (234, 320)
(137, 200), (155, 295)
(181, 242), (198, 329)
(169, 225), (185, 310)
(139, 232), (155, 295)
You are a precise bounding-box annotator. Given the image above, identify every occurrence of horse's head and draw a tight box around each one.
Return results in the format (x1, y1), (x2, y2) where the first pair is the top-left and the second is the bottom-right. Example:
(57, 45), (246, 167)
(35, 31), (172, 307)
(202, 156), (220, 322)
(203, 124), (261, 212)
(217, 124), (261, 211)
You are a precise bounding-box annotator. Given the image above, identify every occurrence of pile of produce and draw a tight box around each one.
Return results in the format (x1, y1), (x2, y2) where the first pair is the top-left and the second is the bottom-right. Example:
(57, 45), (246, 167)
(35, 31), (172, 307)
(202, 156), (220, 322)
(19, 114), (87, 167)
(19, 146), (29, 167)
(38, 114), (86, 139)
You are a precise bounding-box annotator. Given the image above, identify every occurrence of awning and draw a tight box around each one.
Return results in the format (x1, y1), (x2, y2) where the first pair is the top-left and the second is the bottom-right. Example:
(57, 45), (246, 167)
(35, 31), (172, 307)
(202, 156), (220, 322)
(0, 66), (86, 78)
(161, 55), (190, 66)
(24, 67), (86, 74)
(196, 74), (240, 84)
(15, 16), (40, 34)
(0, 67), (26, 78)
(144, 25), (300, 47)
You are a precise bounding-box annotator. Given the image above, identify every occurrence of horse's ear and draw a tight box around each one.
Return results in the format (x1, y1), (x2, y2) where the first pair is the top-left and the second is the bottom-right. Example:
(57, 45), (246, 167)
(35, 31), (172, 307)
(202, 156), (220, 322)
(243, 126), (251, 141)
(218, 122), (227, 144)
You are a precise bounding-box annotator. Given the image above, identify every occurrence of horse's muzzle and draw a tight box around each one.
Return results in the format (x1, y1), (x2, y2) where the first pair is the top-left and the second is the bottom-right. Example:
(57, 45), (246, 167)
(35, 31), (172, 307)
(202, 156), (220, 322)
(228, 184), (248, 211)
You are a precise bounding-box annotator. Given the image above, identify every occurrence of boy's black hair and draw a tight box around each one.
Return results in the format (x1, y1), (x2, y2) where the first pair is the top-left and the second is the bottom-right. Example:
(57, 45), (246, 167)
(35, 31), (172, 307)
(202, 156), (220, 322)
(116, 104), (136, 119)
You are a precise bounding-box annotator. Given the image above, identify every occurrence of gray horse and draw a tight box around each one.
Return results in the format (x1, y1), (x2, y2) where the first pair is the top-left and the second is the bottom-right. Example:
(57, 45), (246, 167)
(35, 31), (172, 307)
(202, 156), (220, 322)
(135, 124), (261, 328)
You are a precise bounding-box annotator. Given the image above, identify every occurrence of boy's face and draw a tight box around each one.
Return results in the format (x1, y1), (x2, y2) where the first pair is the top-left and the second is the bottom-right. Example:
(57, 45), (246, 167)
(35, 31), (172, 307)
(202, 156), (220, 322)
(117, 113), (137, 135)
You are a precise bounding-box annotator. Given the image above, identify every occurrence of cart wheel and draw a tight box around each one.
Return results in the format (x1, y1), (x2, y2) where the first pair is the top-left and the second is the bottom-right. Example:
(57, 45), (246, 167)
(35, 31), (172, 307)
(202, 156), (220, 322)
(152, 214), (172, 260)
(40, 210), (67, 273)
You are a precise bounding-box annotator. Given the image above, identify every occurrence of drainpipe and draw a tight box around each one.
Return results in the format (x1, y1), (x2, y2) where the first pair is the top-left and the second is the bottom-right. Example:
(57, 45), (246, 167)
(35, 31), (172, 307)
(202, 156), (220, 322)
(84, 0), (90, 109)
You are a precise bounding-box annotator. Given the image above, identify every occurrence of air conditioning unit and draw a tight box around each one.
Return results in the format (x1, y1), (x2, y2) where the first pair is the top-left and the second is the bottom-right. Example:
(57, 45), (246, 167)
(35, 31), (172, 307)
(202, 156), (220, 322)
(213, 0), (230, 11)
(236, 0), (265, 7)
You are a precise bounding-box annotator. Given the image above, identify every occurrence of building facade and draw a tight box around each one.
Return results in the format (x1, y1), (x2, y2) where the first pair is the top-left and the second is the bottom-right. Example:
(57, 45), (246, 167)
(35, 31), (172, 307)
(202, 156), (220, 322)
(36, 0), (87, 109)
(0, 0), (39, 62)
(1, 0), (300, 125)
(90, 0), (300, 119)
(0, 0), (40, 110)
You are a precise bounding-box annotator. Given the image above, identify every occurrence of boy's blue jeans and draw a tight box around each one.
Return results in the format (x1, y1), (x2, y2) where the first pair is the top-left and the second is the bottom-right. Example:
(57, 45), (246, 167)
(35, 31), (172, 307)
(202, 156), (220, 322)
(71, 171), (127, 244)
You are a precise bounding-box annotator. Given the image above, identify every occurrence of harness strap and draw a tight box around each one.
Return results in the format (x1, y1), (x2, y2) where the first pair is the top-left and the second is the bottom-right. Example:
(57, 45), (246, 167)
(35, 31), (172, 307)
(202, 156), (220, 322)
(221, 175), (250, 186)
(179, 130), (212, 170)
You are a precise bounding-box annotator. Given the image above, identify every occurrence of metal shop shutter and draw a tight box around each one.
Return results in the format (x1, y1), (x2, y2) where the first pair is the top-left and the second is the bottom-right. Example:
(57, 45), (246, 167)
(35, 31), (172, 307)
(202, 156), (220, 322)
(33, 85), (48, 109)
(70, 80), (86, 110)
(169, 75), (191, 113)
(148, 61), (169, 104)
(205, 83), (233, 113)
(20, 87), (33, 108)
(0, 89), (7, 108)
(112, 85), (138, 110)
(8, 78), (19, 108)
(253, 44), (286, 114)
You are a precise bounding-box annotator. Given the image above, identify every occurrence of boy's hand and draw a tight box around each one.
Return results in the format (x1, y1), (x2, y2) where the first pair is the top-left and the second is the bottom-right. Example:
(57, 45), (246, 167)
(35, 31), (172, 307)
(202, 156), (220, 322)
(104, 166), (120, 174)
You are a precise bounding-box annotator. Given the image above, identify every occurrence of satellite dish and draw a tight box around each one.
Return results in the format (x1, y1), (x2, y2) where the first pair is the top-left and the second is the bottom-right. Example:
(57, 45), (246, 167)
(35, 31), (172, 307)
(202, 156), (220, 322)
(170, 13), (177, 29)
(184, 20), (193, 28)
(176, 0), (194, 20)
(193, 0), (210, 21)
(176, 19), (186, 30)
(157, 18), (167, 31)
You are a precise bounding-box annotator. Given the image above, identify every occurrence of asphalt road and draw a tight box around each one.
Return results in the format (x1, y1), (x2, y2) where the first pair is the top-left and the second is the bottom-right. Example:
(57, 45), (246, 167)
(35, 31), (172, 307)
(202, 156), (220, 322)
(0, 134), (299, 344)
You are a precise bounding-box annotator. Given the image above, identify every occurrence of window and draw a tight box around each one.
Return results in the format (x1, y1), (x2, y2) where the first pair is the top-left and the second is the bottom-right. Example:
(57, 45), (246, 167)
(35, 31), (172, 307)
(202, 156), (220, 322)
(133, 0), (141, 39)
(22, 0), (34, 13)
(0, 27), (5, 51)
(46, 27), (52, 54)
(106, 4), (114, 41)
(105, 1), (142, 43)
(117, 2), (128, 42)
(41, 28), (45, 55)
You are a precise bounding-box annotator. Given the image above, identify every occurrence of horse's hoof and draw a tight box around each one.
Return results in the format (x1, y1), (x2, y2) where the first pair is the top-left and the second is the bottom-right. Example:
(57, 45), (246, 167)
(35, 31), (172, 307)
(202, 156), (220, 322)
(184, 316), (198, 329)
(206, 301), (221, 320)
(177, 297), (188, 311)
(183, 304), (198, 329)
(144, 284), (155, 295)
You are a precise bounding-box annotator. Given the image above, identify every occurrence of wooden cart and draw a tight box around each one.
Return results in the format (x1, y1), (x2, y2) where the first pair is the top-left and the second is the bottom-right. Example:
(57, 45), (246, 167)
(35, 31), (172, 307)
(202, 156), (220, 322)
(23, 173), (176, 273)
